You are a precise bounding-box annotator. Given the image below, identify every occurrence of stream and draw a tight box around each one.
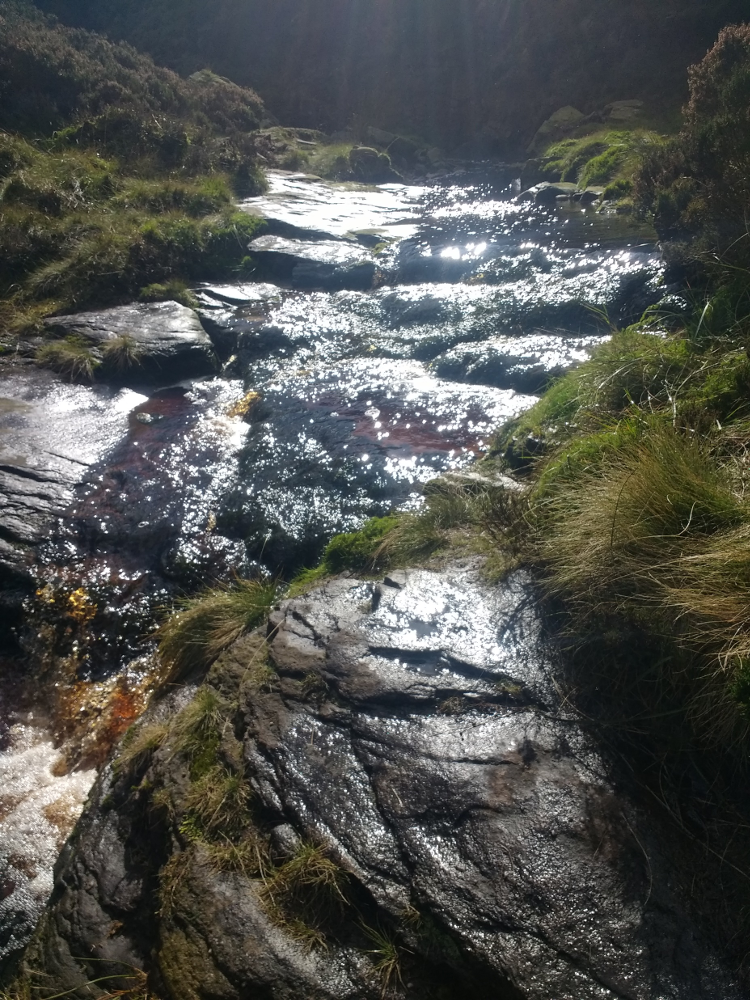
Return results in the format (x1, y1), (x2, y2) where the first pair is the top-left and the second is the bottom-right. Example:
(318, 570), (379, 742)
(0, 169), (666, 969)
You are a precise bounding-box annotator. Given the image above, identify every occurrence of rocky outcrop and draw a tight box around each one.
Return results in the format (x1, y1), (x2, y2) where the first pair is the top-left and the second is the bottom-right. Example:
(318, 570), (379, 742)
(22, 566), (745, 998)
(44, 302), (217, 384)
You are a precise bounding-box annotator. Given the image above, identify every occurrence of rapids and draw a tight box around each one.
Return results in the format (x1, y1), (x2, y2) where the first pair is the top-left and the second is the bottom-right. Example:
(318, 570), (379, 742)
(0, 169), (668, 970)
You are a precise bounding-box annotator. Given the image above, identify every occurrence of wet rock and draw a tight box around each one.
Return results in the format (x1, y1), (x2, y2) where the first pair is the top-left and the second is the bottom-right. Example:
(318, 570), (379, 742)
(23, 568), (745, 999)
(605, 99), (644, 123)
(517, 182), (579, 205)
(194, 283), (285, 357)
(572, 186), (604, 204)
(249, 234), (377, 290)
(430, 333), (601, 393)
(196, 283), (284, 308)
(221, 358), (534, 569)
(44, 302), (217, 384)
(240, 172), (420, 246)
(347, 146), (401, 183)
(0, 370), (147, 602)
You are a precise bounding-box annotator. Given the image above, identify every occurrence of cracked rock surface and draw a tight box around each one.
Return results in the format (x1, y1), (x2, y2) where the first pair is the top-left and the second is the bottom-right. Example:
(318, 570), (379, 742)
(23, 567), (745, 999)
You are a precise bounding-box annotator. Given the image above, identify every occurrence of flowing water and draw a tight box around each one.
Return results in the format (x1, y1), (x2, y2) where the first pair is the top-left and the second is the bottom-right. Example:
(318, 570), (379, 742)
(0, 169), (666, 967)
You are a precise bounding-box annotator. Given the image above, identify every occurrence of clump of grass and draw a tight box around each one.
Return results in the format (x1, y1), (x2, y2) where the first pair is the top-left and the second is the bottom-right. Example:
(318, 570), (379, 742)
(102, 333), (142, 372)
(158, 851), (192, 918)
(261, 842), (349, 946)
(532, 420), (750, 744)
(362, 924), (407, 996)
(495, 328), (750, 469)
(541, 128), (665, 193)
(35, 334), (99, 382)
(377, 478), (526, 569)
(204, 834), (269, 878)
(306, 142), (356, 180)
(138, 280), (198, 308)
(157, 578), (277, 677)
(115, 720), (169, 775)
(180, 765), (251, 840)
(287, 516), (399, 596)
(162, 685), (227, 780)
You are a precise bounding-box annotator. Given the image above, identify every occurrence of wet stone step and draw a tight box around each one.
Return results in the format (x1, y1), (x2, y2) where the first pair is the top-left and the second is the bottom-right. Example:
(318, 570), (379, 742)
(248, 234), (377, 290)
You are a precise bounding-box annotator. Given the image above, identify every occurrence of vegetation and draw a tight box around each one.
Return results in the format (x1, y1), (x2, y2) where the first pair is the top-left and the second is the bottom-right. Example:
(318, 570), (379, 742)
(0, 2), (268, 337)
(261, 842), (349, 947)
(157, 578), (277, 677)
(288, 515), (399, 594)
(35, 334), (98, 381)
(635, 23), (750, 279)
(539, 128), (668, 209)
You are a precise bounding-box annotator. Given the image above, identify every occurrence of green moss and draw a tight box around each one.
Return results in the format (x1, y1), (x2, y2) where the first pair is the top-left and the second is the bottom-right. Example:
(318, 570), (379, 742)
(603, 178), (634, 201)
(139, 279), (198, 308)
(323, 516), (400, 573)
(288, 516), (400, 594)
(540, 128), (666, 195)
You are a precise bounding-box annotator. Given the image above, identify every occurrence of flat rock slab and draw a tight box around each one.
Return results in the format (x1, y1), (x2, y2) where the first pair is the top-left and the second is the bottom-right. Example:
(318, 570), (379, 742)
(0, 369), (147, 586)
(45, 301), (217, 384)
(431, 332), (602, 392)
(248, 234), (377, 290)
(25, 567), (745, 999)
(240, 170), (420, 244)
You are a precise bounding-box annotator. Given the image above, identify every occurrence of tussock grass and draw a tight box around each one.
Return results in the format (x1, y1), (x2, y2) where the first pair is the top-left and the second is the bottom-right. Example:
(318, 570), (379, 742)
(541, 128), (666, 200)
(180, 765), (250, 840)
(167, 686), (225, 774)
(362, 924), (406, 996)
(534, 423), (750, 741)
(204, 834), (269, 878)
(261, 842), (349, 946)
(35, 335), (99, 382)
(115, 720), (169, 775)
(102, 334), (142, 372)
(157, 578), (277, 677)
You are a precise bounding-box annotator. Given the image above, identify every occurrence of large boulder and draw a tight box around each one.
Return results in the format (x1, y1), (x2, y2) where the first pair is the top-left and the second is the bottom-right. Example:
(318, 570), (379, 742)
(44, 301), (217, 384)
(527, 106), (589, 156)
(347, 146), (401, 183)
(21, 566), (745, 999)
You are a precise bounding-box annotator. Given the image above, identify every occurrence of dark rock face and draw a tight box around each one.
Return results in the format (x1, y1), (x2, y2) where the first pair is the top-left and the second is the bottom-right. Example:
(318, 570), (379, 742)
(23, 568), (744, 998)
(45, 302), (217, 383)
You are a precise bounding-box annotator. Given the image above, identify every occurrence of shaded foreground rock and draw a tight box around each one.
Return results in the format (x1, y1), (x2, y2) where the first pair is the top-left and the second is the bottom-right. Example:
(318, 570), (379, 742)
(44, 301), (217, 383)
(21, 567), (744, 999)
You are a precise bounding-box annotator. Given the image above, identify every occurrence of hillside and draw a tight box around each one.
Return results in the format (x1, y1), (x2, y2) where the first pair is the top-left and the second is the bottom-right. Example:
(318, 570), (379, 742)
(0, 1), (269, 333)
(31, 0), (750, 155)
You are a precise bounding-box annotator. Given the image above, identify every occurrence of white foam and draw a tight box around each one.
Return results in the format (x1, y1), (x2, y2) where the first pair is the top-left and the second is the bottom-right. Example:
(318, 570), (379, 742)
(0, 723), (95, 960)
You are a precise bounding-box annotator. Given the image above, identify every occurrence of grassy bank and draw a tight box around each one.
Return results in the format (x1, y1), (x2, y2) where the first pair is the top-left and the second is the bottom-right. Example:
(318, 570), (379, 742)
(0, 1), (268, 339)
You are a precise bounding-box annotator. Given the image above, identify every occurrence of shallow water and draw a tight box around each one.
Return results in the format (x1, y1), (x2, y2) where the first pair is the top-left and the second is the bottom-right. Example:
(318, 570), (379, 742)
(0, 169), (667, 968)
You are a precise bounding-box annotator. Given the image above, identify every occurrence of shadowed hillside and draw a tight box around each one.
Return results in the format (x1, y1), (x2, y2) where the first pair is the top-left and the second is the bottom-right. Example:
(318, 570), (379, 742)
(33, 0), (750, 155)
